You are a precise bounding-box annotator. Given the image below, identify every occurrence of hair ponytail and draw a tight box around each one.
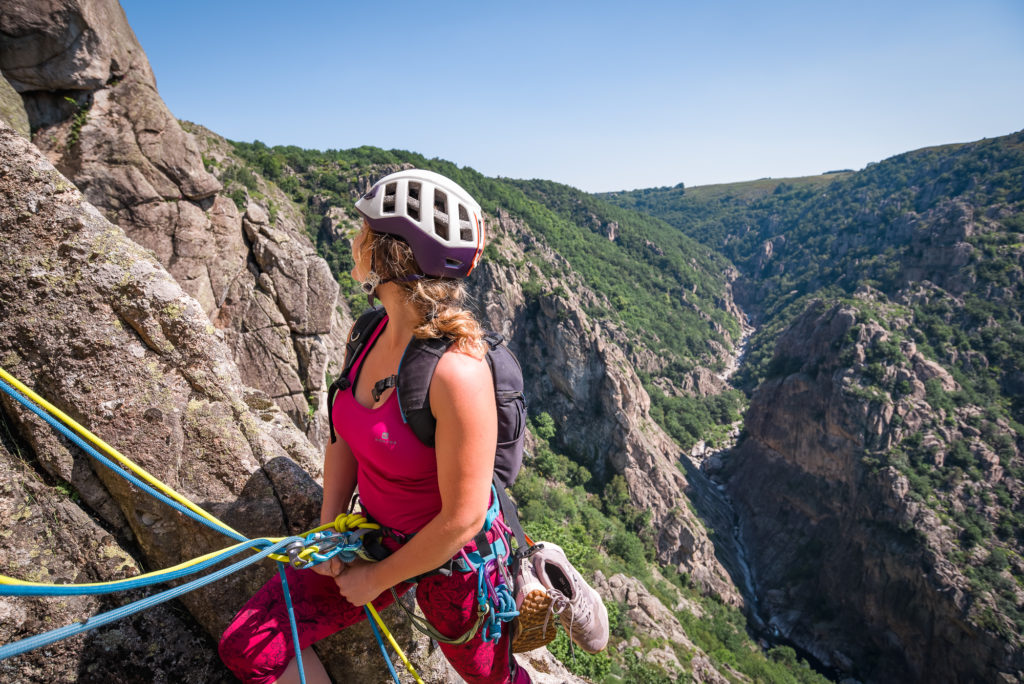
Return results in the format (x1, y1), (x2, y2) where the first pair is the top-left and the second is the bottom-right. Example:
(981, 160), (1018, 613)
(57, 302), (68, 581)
(408, 279), (486, 358)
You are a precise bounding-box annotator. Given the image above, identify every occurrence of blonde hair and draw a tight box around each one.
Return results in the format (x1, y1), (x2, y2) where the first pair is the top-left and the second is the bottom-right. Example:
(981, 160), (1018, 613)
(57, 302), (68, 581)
(364, 224), (487, 359)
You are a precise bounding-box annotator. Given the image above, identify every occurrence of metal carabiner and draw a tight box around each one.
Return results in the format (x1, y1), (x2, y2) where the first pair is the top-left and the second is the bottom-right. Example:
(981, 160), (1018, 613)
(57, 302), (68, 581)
(285, 539), (308, 570)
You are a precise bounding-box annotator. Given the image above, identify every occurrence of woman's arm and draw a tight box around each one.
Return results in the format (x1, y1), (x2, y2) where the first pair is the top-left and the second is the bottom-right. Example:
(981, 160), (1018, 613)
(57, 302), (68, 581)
(334, 349), (497, 605)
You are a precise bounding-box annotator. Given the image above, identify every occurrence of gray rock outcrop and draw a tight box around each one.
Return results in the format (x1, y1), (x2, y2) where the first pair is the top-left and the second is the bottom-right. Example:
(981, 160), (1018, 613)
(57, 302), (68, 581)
(591, 570), (746, 683)
(726, 299), (1024, 682)
(0, 0), (346, 449)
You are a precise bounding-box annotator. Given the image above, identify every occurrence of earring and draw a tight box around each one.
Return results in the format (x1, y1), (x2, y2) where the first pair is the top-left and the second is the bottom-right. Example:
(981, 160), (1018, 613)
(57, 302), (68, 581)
(360, 270), (381, 295)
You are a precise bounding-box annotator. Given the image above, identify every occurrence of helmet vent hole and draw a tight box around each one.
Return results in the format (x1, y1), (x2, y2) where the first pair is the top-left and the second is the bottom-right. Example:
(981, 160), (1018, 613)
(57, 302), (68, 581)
(445, 258), (463, 269)
(382, 183), (397, 214)
(433, 190), (449, 240)
(458, 205), (473, 241)
(407, 182), (421, 221)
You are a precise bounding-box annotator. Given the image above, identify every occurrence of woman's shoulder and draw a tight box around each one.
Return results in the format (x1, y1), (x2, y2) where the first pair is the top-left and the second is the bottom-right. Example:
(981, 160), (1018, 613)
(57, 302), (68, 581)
(432, 346), (493, 396)
(430, 347), (496, 427)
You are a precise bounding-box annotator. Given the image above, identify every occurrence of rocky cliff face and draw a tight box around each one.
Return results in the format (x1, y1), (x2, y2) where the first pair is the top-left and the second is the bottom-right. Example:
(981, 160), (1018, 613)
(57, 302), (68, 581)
(0, 118), (304, 670)
(725, 298), (1024, 682)
(0, 0), (347, 449)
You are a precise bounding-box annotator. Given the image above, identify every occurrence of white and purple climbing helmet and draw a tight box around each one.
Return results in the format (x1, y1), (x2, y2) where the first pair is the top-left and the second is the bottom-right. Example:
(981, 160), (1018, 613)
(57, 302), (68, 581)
(354, 169), (485, 278)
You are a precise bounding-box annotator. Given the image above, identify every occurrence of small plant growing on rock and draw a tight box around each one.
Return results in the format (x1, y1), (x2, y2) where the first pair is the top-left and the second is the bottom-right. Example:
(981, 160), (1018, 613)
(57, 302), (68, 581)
(63, 96), (90, 150)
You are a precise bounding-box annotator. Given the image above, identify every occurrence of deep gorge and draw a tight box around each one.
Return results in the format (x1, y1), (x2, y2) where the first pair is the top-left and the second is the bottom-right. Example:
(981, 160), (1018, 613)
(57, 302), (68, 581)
(1, 3), (1023, 682)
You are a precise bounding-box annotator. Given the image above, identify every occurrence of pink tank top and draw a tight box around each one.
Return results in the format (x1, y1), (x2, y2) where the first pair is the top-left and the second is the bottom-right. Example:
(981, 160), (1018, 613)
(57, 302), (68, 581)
(332, 316), (442, 535)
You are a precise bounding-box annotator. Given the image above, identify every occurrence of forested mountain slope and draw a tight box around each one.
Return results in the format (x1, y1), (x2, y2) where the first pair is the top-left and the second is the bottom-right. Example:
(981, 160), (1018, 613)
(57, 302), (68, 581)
(606, 132), (1024, 682)
(603, 133), (1024, 396)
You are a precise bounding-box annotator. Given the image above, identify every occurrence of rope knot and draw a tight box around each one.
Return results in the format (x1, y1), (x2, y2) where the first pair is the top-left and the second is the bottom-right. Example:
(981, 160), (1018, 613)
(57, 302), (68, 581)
(333, 513), (380, 533)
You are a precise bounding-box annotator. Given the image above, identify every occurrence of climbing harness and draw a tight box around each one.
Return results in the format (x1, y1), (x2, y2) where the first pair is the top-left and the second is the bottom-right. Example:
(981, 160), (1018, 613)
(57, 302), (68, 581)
(371, 486), (522, 650)
(0, 367), (421, 684)
(466, 516), (520, 644)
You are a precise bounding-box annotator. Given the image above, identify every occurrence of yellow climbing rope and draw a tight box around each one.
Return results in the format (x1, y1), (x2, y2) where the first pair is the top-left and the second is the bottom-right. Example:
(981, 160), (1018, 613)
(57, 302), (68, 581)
(0, 366), (244, 539)
(0, 368), (384, 567)
(0, 366), (423, 682)
(367, 602), (426, 684)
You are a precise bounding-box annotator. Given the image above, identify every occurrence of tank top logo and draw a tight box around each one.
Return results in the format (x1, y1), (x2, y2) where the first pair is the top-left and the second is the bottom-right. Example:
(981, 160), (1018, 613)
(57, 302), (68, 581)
(374, 428), (398, 450)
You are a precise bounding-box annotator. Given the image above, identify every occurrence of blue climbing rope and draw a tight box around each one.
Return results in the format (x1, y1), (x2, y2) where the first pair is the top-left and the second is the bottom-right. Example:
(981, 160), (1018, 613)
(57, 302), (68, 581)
(365, 606), (401, 684)
(0, 375), (302, 667)
(3, 537), (278, 596)
(278, 563), (307, 684)
(0, 536), (300, 661)
(0, 369), (424, 683)
(0, 376), (246, 543)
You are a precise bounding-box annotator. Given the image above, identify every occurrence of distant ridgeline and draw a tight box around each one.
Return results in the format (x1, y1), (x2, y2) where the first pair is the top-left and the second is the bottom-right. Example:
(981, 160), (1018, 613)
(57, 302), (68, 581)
(601, 131), (1024, 420)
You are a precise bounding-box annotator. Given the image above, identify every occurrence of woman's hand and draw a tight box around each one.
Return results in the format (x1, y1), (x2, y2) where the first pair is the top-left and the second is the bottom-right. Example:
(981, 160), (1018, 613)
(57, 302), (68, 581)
(311, 557), (345, 578)
(333, 559), (384, 606)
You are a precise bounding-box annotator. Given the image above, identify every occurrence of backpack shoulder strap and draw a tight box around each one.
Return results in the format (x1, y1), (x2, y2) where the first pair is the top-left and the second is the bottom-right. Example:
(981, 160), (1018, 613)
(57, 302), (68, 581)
(396, 335), (451, 446)
(327, 306), (387, 443)
(398, 331), (528, 550)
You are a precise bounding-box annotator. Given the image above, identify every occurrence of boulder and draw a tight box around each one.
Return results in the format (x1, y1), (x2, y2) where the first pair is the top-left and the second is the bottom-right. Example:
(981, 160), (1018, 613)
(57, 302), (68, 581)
(0, 69), (29, 137)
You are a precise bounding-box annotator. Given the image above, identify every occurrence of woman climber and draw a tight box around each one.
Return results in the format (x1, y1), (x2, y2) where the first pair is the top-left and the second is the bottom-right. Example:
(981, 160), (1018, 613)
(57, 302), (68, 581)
(218, 169), (533, 683)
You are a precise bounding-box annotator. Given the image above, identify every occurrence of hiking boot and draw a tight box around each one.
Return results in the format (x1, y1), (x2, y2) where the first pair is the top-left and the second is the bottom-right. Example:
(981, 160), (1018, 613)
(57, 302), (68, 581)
(511, 551), (560, 652)
(532, 542), (609, 653)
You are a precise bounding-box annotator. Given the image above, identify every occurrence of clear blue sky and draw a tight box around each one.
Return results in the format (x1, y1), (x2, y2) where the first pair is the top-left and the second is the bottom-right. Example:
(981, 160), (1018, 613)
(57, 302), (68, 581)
(120, 0), (1023, 193)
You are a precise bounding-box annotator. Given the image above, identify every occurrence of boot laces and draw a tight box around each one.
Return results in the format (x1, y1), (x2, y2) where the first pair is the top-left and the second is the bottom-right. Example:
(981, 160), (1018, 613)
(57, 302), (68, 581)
(542, 588), (569, 638)
(548, 588), (581, 661)
(566, 575), (592, 623)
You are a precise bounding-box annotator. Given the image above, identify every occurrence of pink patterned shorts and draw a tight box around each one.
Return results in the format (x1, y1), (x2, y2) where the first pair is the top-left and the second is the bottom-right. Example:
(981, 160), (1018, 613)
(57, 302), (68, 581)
(219, 542), (531, 683)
